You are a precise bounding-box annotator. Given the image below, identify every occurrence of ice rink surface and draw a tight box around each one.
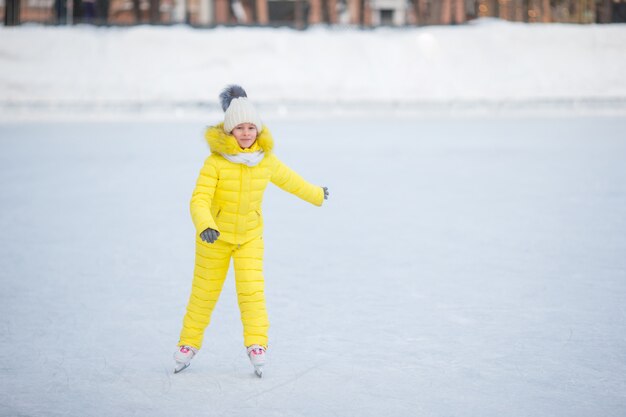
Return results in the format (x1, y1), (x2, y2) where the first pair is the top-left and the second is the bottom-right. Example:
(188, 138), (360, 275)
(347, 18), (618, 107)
(1, 116), (625, 417)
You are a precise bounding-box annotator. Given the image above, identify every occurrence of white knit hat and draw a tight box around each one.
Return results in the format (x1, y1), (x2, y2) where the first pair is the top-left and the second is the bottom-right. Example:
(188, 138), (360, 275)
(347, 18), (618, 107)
(220, 85), (263, 133)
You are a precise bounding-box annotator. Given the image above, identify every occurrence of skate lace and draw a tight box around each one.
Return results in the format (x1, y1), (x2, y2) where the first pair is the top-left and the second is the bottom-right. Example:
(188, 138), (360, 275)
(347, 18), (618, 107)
(179, 345), (195, 355)
(247, 345), (266, 356)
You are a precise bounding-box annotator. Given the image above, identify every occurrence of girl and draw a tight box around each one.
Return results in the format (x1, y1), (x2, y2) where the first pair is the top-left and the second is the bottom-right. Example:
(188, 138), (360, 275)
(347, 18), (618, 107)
(174, 85), (328, 376)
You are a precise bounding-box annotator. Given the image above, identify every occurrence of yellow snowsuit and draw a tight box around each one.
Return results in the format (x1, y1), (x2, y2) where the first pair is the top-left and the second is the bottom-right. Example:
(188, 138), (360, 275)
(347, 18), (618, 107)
(179, 124), (324, 349)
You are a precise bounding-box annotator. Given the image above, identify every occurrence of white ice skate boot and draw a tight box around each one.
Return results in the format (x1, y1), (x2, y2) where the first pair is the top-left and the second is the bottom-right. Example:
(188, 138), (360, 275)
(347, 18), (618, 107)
(173, 345), (198, 374)
(247, 345), (266, 378)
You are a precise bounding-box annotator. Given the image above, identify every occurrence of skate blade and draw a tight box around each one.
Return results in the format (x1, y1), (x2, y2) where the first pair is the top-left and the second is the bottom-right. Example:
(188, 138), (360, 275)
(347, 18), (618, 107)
(254, 366), (263, 378)
(174, 362), (190, 374)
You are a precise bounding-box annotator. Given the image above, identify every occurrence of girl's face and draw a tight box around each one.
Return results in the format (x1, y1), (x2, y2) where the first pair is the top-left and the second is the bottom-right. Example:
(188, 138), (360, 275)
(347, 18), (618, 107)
(232, 123), (258, 149)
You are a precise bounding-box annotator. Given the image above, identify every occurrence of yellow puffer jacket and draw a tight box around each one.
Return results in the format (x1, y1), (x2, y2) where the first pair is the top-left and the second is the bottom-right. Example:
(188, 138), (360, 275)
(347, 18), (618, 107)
(190, 123), (324, 245)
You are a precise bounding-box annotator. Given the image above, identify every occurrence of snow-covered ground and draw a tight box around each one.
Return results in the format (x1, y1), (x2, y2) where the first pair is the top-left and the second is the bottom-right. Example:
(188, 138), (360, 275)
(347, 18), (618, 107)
(1, 19), (626, 120)
(1, 116), (626, 417)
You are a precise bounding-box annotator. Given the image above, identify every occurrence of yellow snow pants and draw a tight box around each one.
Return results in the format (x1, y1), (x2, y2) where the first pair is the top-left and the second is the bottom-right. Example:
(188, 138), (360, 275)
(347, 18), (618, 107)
(178, 235), (269, 349)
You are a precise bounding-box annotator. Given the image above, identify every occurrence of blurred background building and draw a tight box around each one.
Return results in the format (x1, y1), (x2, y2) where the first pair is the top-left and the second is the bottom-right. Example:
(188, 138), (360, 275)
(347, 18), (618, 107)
(3, 0), (626, 27)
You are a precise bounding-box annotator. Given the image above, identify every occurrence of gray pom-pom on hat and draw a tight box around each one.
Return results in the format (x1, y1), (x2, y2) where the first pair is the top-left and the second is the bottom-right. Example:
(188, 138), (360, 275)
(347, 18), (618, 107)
(219, 85), (263, 133)
(219, 85), (248, 112)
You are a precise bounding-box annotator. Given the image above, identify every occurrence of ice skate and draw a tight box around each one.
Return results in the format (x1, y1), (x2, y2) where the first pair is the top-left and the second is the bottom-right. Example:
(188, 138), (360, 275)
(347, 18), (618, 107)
(173, 345), (198, 374)
(247, 345), (266, 377)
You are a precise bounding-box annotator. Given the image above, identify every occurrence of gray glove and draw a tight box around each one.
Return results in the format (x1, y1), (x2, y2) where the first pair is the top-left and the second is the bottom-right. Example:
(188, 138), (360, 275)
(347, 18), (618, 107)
(200, 228), (220, 244)
(323, 187), (329, 200)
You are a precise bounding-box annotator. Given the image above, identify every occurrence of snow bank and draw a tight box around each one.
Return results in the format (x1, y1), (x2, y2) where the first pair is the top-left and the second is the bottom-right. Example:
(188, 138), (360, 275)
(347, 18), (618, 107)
(1, 19), (626, 119)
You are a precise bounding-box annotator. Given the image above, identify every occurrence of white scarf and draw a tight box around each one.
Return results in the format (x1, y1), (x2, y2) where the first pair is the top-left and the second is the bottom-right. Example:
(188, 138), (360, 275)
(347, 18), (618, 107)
(220, 151), (265, 167)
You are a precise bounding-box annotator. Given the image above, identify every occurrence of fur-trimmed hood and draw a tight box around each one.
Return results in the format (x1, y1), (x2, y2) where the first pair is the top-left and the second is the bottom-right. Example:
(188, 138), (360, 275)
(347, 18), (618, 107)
(204, 123), (274, 155)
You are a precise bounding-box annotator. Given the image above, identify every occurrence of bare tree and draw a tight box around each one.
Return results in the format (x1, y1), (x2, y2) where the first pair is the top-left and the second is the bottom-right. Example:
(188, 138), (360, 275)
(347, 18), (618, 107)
(241, 0), (254, 23)
(256, 0), (268, 24)
(149, 0), (160, 23)
(327, 0), (338, 24)
(215, 0), (229, 23)
(512, 0), (524, 21)
(362, 0), (372, 25)
(598, 0), (612, 22)
(413, 0), (427, 24)
(132, 0), (141, 22)
(453, 0), (464, 23)
(441, 0), (451, 24)
(498, 0), (508, 19)
(309, 0), (323, 23)
(294, 0), (305, 27)
(4, 0), (21, 25)
(348, 0), (360, 24)
(542, 0), (550, 22)
(430, 0), (442, 23)
(487, 0), (498, 17)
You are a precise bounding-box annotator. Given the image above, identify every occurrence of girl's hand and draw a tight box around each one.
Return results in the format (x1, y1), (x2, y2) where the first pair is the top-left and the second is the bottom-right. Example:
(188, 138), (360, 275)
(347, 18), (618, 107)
(200, 228), (220, 243)
(323, 187), (329, 200)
